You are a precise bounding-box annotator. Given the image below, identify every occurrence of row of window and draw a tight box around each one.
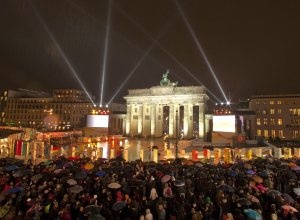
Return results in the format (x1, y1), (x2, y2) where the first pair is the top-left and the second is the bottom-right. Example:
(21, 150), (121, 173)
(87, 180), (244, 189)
(257, 109), (282, 115)
(257, 129), (300, 139)
(257, 118), (283, 126)
(255, 100), (298, 105)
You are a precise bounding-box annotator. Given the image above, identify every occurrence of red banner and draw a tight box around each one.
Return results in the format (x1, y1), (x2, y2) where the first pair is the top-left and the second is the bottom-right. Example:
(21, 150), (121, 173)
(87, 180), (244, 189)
(15, 140), (22, 156)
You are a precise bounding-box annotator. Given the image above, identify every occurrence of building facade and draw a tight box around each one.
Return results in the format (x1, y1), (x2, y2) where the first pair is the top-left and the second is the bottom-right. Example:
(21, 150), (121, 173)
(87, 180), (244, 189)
(0, 89), (126, 134)
(124, 75), (209, 139)
(249, 94), (300, 140)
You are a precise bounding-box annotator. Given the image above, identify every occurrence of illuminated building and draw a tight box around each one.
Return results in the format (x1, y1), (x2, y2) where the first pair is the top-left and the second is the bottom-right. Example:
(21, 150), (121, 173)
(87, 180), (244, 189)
(0, 89), (126, 134)
(124, 74), (209, 139)
(249, 94), (300, 140)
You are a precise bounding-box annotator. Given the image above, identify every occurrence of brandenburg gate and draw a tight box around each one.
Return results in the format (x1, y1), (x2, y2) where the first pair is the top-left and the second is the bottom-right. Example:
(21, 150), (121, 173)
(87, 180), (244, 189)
(124, 72), (209, 139)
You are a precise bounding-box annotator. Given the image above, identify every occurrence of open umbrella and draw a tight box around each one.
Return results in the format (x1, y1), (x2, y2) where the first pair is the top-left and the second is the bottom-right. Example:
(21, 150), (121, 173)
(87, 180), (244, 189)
(246, 170), (256, 175)
(13, 169), (31, 178)
(6, 187), (23, 194)
(217, 184), (235, 193)
(281, 204), (298, 212)
(237, 198), (252, 206)
(43, 160), (53, 166)
(267, 190), (282, 197)
(112, 201), (126, 211)
(0, 205), (10, 218)
(95, 171), (106, 177)
(88, 214), (105, 220)
(244, 209), (262, 220)
(84, 163), (94, 170)
(243, 163), (252, 169)
(173, 180), (185, 187)
(31, 173), (43, 181)
(75, 171), (87, 180)
(291, 166), (300, 171)
(69, 185), (83, 194)
(281, 193), (295, 204)
(5, 165), (18, 171)
(84, 205), (102, 214)
(54, 169), (63, 174)
(252, 175), (263, 184)
(108, 182), (121, 189)
(66, 179), (77, 186)
(161, 175), (171, 183)
(293, 188), (300, 196)
(247, 194), (260, 203)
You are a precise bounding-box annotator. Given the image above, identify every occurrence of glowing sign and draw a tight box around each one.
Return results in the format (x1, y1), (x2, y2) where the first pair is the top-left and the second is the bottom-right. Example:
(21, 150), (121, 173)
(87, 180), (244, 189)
(86, 115), (109, 128)
(213, 115), (236, 133)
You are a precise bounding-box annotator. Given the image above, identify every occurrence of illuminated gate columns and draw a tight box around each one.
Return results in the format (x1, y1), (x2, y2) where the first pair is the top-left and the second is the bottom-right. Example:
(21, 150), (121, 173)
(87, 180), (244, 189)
(124, 84), (208, 139)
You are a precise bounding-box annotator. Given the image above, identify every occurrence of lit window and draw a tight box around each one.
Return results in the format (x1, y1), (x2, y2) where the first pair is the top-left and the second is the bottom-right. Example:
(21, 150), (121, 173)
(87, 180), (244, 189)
(257, 129), (262, 136)
(270, 100), (274, 105)
(262, 110), (267, 114)
(278, 109), (282, 114)
(270, 109), (275, 115)
(277, 100), (281, 105)
(278, 118), (283, 125)
(263, 118), (268, 125)
(278, 130), (283, 138)
(271, 130), (276, 138)
(270, 118), (275, 125)
(264, 130), (268, 137)
(256, 118), (261, 125)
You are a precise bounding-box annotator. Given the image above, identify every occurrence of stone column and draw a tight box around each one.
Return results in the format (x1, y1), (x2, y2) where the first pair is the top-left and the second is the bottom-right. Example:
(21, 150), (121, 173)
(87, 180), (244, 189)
(183, 103), (193, 138)
(169, 104), (174, 137)
(137, 104), (142, 135)
(155, 104), (162, 137)
(198, 103), (205, 139)
(125, 104), (132, 136)
(150, 104), (156, 137)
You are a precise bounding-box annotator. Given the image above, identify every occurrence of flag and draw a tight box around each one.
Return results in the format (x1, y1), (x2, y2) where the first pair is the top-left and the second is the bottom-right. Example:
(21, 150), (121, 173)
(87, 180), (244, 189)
(15, 140), (22, 156)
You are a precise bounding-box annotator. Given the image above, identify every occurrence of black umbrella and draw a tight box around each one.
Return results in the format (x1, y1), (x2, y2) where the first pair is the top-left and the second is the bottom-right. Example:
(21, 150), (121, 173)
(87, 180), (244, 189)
(237, 198), (252, 206)
(112, 201), (126, 211)
(75, 171), (87, 180)
(217, 184), (235, 193)
(84, 205), (102, 214)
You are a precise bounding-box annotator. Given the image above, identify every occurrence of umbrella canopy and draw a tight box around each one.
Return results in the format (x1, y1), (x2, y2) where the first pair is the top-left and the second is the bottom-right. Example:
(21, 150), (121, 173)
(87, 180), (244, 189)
(293, 188), (300, 196)
(75, 171), (87, 180)
(5, 165), (19, 171)
(237, 198), (252, 206)
(267, 190), (282, 197)
(43, 160), (53, 166)
(161, 175), (171, 183)
(288, 162), (297, 168)
(95, 171), (106, 177)
(6, 187), (23, 194)
(244, 209), (262, 220)
(88, 214), (105, 220)
(13, 169), (31, 178)
(252, 175), (263, 184)
(217, 184), (235, 193)
(69, 185), (83, 194)
(281, 193), (295, 204)
(244, 163), (252, 169)
(173, 180), (185, 187)
(112, 201), (126, 211)
(281, 204), (298, 212)
(107, 182), (121, 189)
(0, 205), (10, 218)
(84, 163), (94, 170)
(54, 169), (63, 174)
(246, 170), (256, 175)
(66, 179), (77, 186)
(31, 173), (43, 181)
(291, 166), (300, 171)
(247, 194), (260, 203)
(84, 205), (102, 214)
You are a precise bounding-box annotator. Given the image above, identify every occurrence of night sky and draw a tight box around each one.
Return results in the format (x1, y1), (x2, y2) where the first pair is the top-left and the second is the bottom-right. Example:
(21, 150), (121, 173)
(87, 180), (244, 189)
(1, 0), (300, 104)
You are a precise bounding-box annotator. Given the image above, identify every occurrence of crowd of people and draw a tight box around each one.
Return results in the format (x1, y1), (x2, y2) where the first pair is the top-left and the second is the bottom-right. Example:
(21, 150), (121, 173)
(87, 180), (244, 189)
(0, 155), (300, 220)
